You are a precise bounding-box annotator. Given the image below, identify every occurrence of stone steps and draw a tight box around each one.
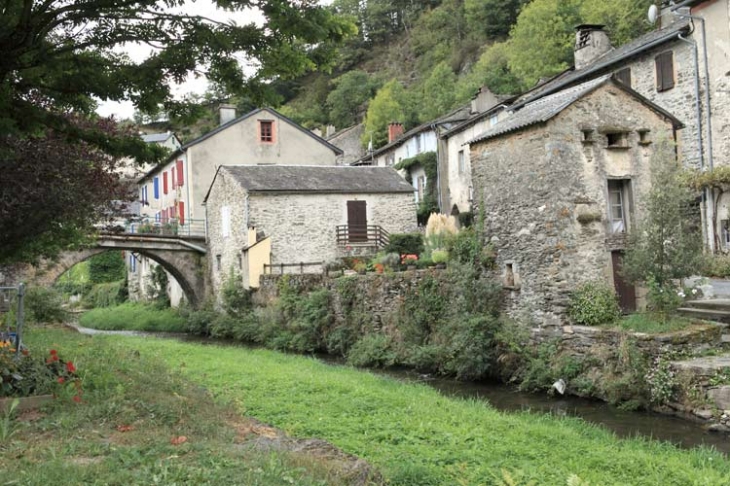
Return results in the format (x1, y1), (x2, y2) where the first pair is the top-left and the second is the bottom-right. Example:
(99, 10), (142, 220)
(676, 306), (730, 324)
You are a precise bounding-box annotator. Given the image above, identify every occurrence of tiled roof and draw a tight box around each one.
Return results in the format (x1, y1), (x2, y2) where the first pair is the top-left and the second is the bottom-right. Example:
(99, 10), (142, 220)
(210, 165), (414, 199)
(467, 76), (612, 144)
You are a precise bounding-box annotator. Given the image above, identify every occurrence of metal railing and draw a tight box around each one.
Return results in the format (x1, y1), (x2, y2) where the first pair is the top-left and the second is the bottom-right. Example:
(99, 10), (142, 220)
(336, 225), (390, 248)
(124, 218), (206, 238)
(264, 262), (325, 275)
(0, 283), (25, 356)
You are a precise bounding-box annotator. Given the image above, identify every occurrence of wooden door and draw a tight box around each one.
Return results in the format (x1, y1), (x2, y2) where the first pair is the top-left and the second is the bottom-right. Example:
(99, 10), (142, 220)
(347, 201), (367, 242)
(611, 251), (636, 313)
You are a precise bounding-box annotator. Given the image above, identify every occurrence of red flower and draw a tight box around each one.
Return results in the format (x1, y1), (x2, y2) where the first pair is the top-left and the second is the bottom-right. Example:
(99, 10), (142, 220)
(66, 361), (76, 373)
(72, 395), (82, 403)
(52, 355), (59, 362)
(21, 349), (29, 356)
(57, 377), (65, 384)
(50, 349), (57, 355)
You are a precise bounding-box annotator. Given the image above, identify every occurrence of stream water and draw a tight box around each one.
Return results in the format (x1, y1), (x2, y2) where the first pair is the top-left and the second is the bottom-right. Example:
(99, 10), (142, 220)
(72, 325), (730, 454)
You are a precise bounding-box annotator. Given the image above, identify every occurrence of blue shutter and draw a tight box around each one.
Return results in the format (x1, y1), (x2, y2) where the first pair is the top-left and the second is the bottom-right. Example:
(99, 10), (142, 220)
(153, 177), (160, 199)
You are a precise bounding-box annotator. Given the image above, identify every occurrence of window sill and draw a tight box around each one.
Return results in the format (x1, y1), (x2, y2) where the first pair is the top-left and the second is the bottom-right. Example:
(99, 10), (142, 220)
(638, 141), (652, 146)
(503, 285), (521, 291)
(581, 140), (595, 145)
(605, 145), (630, 150)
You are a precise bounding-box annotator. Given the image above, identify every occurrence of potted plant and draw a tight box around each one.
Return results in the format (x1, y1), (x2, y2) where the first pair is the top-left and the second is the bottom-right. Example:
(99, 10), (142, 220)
(431, 249), (448, 269)
(354, 261), (367, 275)
(402, 254), (418, 270)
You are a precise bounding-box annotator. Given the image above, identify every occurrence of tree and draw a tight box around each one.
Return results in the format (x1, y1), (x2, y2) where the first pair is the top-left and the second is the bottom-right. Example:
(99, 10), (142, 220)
(622, 139), (702, 313)
(464, 0), (528, 40)
(0, 0), (355, 162)
(456, 42), (524, 100)
(88, 251), (127, 284)
(0, 117), (128, 264)
(361, 79), (413, 149)
(326, 71), (381, 129)
(419, 62), (458, 121)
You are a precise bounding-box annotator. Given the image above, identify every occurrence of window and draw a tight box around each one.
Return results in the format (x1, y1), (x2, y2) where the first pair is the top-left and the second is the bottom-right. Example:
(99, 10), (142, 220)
(489, 114), (499, 127)
(171, 167), (176, 189)
(141, 186), (148, 205)
(221, 206), (231, 237)
(581, 129), (595, 142)
(606, 132), (628, 148)
(163, 172), (168, 194)
(178, 201), (185, 225)
(655, 51), (675, 92)
(259, 120), (274, 143)
(504, 263), (516, 288)
(237, 254), (243, 270)
(638, 129), (651, 145)
(614, 67), (631, 88)
(608, 179), (631, 233)
(415, 134), (422, 154)
(176, 160), (184, 186)
(458, 150), (465, 174)
(216, 255), (222, 271)
(416, 176), (426, 203)
(386, 153), (395, 166)
(723, 220), (730, 248)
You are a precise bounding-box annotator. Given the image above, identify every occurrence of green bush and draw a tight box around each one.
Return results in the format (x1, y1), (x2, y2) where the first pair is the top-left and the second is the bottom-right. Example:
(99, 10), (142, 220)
(347, 334), (399, 368)
(88, 251), (126, 284)
(185, 308), (218, 335)
(441, 315), (501, 381)
(25, 287), (67, 323)
(79, 303), (185, 332)
(209, 314), (238, 339)
(221, 269), (252, 318)
(701, 254), (730, 278)
(431, 249), (448, 264)
(567, 281), (621, 326)
(83, 280), (127, 308)
(385, 233), (424, 256)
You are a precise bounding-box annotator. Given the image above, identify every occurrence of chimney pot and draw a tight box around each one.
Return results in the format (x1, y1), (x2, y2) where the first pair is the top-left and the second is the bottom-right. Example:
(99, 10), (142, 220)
(574, 25), (612, 70)
(388, 122), (404, 143)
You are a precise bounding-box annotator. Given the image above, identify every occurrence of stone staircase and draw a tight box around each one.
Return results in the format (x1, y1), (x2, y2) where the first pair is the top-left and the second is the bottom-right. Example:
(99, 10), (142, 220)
(678, 300), (730, 344)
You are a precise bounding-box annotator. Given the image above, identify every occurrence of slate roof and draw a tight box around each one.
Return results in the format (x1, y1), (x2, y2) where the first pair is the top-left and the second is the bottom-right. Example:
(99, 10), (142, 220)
(511, 19), (691, 109)
(141, 132), (172, 143)
(467, 75), (683, 145)
(205, 165), (414, 201)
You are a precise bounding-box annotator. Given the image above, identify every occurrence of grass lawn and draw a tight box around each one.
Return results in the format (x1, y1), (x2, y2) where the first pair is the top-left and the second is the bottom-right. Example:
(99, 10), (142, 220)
(106, 332), (730, 485)
(614, 313), (696, 334)
(78, 302), (186, 332)
(1, 327), (374, 485)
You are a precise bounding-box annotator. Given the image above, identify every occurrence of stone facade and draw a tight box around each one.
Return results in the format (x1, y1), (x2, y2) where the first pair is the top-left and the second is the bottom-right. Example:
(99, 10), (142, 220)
(470, 81), (679, 326)
(327, 124), (367, 166)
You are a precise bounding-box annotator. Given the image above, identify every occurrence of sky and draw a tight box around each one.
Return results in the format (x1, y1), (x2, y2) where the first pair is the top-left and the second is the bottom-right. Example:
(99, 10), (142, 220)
(95, 1), (273, 120)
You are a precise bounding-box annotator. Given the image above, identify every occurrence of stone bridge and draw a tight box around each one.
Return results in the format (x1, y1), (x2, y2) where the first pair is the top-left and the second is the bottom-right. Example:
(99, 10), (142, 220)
(2, 233), (208, 308)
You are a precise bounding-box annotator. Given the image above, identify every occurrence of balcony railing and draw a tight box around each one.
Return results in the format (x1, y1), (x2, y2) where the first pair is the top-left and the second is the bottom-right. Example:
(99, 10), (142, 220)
(336, 225), (390, 249)
(125, 218), (206, 238)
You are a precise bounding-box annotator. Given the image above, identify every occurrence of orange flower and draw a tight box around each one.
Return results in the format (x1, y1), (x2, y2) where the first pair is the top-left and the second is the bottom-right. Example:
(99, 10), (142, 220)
(170, 436), (188, 445)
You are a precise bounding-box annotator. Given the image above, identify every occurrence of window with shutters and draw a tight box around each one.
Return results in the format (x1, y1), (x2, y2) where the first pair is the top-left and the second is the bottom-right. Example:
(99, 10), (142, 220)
(171, 167), (176, 189)
(614, 67), (631, 88)
(178, 201), (185, 225)
(259, 120), (274, 143)
(607, 179), (632, 233)
(163, 172), (168, 194)
(176, 160), (184, 186)
(655, 51), (674, 92)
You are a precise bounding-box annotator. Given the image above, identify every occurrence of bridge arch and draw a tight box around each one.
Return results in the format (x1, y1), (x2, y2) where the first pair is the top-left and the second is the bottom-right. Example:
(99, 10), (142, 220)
(16, 235), (208, 308)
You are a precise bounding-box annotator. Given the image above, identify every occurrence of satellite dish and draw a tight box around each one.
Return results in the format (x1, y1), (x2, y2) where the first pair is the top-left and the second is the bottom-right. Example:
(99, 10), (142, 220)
(648, 4), (659, 25)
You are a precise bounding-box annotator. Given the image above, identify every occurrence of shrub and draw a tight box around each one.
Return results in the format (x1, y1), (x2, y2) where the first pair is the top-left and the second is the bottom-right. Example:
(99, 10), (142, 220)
(431, 249), (448, 264)
(567, 281), (621, 326)
(1, 345), (81, 399)
(185, 308), (218, 335)
(221, 269), (252, 318)
(83, 280), (127, 308)
(79, 303), (185, 332)
(25, 287), (67, 323)
(347, 334), (399, 368)
(208, 314), (239, 339)
(701, 254), (730, 278)
(88, 251), (126, 284)
(385, 233), (424, 256)
(446, 228), (495, 269)
(458, 211), (473, 228)
(441, 315), (501, 381)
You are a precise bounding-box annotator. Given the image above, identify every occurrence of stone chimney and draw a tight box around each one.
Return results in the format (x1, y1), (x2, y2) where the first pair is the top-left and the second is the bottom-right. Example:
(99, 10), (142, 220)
(325, 125), (336, 138)
(388, 122), (404, 143)
(470, 86), (500, 115)
(218, 103), (237, 126)
(574, 25), (612, 70)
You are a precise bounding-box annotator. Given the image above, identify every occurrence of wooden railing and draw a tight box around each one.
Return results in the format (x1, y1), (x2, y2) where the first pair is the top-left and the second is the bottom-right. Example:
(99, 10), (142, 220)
(336, 225), (390, 248)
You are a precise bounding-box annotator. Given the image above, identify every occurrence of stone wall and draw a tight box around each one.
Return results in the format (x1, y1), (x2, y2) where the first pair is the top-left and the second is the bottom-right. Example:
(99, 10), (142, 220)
(328, 124), (366, 166)
(470, 82), (675, 326)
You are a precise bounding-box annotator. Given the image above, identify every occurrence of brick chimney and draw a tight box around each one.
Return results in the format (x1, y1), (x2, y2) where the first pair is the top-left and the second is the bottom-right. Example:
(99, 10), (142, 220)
(219, 103), (237, 126)
(574, 25), (612, 70)
(388, 122), (404, 143)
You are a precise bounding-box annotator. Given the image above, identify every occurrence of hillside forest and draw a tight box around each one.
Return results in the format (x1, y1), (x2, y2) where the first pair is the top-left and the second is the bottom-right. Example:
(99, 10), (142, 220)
(144, 0), (656, 149)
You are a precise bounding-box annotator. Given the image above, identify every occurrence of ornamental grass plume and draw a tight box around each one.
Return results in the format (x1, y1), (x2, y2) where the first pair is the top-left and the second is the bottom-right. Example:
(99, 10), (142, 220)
(425, 213), (458, 255)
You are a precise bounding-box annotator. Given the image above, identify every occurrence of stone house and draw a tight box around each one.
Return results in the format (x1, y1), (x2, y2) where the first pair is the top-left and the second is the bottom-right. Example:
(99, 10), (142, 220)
(509, 0), (729, 250)
(327, 124), (367, 166)
(468, 75), (682, 326)
(204, 165), (417, 292)
(438, 88), (514, 215)
(130, 107), (343, 306)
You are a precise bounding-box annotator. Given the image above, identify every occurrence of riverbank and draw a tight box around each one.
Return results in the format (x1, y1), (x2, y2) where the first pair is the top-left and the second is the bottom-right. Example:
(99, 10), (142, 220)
(1, 327), (377, 485)
(49, 326), (729, 485)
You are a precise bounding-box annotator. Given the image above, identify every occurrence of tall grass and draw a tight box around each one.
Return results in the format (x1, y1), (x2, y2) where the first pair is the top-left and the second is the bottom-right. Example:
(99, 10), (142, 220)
(120, 336), (730, 486)
(78, 302), (185, 332)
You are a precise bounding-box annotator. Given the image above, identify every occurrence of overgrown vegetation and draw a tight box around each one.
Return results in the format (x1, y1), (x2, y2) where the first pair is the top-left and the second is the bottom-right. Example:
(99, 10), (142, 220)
(88, 251), (126, 284)
(395, 152), (439, 224)
(567, 281), (621, 326)
(79, 303), (185, 333)
(25, 287), (67, 324)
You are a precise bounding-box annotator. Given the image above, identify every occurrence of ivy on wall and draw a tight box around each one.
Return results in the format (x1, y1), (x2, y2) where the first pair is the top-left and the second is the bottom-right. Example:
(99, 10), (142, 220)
(395, 151), (439, 224)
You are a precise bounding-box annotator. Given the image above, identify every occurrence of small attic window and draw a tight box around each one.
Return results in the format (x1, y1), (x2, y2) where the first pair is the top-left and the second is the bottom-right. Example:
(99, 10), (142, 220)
(638, 130), (651, 145)
(581, 129), (595, 143)
(606, 132), (628, 149)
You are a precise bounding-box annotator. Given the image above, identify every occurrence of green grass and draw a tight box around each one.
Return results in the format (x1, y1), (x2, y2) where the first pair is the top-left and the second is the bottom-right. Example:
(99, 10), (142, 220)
(105, 333), (730, 486)
(2, 327), (369, 485)
(78, 302), (186, 332)
(615, 313), (696, 334)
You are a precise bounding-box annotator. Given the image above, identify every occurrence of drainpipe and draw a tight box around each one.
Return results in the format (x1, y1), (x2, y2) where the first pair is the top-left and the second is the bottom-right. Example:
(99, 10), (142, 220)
(675, 9), (716, 251)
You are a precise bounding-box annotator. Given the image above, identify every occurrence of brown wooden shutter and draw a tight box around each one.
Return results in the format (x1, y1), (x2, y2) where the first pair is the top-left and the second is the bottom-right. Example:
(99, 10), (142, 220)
(614, 68), (631, 88)
(655, 51), (674, 92)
